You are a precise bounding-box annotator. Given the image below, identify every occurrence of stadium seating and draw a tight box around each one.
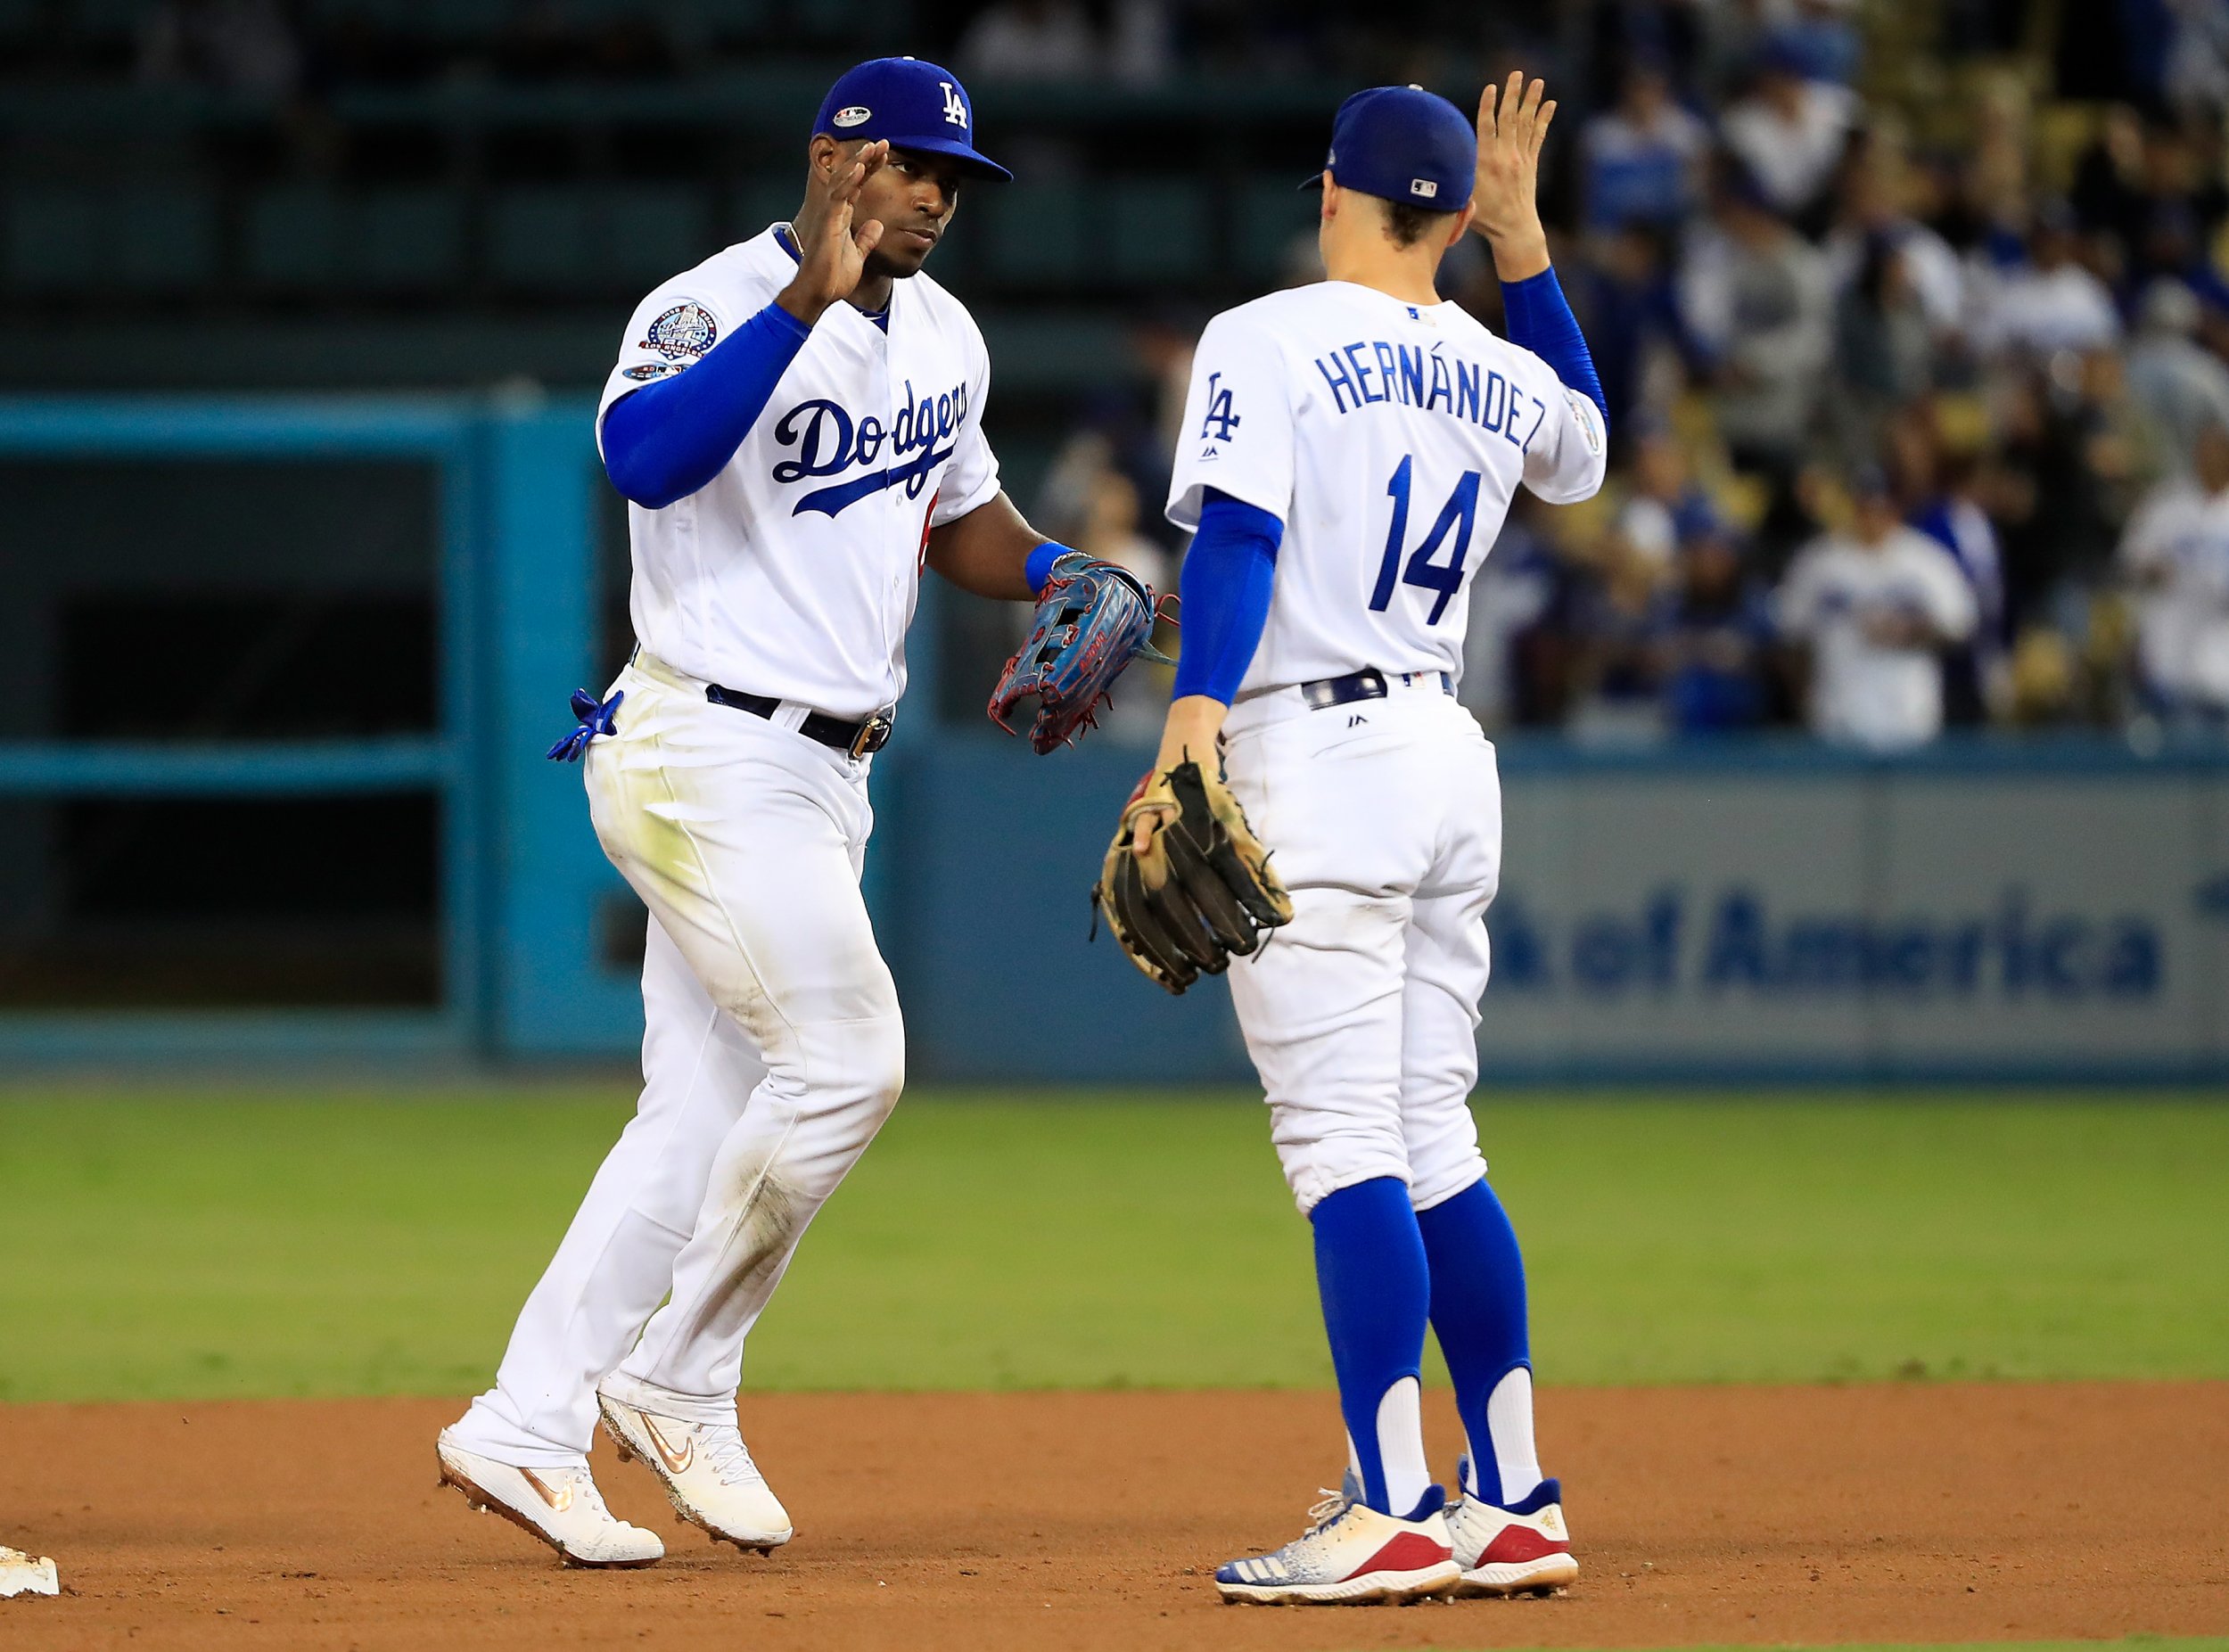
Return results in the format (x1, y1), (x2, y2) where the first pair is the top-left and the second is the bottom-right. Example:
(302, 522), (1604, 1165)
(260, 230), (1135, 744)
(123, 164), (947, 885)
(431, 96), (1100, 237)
(1106, 179), (1210, 285)
(4, 183), (217, 292)
(975, 180), (1088, 290)
(1234, 174), (1317, 283)
(354, 189), (470, 292)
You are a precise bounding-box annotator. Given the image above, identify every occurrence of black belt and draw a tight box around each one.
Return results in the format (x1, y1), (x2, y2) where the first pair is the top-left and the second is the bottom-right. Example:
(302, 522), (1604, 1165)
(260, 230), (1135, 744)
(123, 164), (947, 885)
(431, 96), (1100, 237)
(1299, 668), (1455, 711)
(704, 683), (893, 758)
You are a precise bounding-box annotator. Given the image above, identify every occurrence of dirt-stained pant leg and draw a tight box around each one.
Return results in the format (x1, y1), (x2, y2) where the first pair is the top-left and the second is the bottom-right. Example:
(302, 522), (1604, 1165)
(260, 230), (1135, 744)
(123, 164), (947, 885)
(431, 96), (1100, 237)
(587, 664), (904, 1422)
(449, 912), (765, 1465)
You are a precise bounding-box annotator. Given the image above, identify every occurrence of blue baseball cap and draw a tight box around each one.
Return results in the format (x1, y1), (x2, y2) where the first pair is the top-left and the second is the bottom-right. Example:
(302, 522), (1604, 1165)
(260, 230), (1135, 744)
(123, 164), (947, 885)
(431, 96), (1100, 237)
(1303, 85), (1476, 211)
(812, 57), (1012, 181)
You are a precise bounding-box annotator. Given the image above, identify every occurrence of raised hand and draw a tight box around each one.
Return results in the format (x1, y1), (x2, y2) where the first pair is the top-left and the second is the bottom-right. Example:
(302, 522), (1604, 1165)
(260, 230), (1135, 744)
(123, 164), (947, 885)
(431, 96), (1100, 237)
(778, 139), (889, 324)
(1470, 71), (1555, 281)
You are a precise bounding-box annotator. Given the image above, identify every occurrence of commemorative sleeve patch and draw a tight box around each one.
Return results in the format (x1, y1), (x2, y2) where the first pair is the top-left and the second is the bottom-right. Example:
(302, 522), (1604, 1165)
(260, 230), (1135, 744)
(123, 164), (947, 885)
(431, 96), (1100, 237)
(640, 302), (719, 360)
(1564, 386), (1605, 456)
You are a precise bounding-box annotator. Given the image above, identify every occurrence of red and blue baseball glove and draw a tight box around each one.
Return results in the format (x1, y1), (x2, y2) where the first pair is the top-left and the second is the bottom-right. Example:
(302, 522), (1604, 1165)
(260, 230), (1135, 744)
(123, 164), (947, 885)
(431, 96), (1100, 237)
(987, 552), (1176, 753)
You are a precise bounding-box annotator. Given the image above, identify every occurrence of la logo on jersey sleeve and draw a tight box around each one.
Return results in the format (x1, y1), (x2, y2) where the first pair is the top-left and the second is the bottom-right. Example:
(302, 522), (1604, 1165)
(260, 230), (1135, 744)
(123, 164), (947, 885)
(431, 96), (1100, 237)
(1198, 371), (1241, 459)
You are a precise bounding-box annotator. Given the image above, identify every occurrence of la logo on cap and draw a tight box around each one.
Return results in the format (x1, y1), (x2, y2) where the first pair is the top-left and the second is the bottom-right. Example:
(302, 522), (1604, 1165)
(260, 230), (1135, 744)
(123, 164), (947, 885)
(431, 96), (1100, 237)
(833, 104), (871, 127)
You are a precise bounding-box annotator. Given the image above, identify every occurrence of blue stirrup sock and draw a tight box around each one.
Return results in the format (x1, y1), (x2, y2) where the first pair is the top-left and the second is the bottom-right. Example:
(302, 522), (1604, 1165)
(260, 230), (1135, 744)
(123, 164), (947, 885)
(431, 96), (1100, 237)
(1417, 1177), (1542, 1508)
(1310, 1177), (1433, 1516)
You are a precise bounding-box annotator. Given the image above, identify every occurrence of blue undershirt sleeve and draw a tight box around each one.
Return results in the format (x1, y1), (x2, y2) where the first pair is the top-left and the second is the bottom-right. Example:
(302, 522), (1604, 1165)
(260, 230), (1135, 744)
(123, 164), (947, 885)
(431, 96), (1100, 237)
(602, 300), (813, 510)
(1171, 488), (1282, 705)
(1499, 267), (1608, 431)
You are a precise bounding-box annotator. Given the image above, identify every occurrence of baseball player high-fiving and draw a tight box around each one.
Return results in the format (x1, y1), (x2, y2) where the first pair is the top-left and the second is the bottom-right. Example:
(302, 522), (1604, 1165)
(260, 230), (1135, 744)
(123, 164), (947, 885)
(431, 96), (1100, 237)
(1103, 78), (1607, 1604)
(437, 57), (1153, 1566)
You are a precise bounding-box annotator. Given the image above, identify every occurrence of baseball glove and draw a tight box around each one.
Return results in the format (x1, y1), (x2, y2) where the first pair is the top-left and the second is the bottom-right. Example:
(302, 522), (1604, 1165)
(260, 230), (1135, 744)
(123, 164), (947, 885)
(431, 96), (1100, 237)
(1092, 755), (1293, 995)
(988, 551), (1175, 753)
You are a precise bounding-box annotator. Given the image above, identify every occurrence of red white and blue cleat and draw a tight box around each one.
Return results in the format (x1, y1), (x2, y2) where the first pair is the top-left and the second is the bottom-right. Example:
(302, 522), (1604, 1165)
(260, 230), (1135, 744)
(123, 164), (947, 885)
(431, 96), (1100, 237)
(1445, 1457), (1579, 1596)
(1213, 1475), (1460, 1605)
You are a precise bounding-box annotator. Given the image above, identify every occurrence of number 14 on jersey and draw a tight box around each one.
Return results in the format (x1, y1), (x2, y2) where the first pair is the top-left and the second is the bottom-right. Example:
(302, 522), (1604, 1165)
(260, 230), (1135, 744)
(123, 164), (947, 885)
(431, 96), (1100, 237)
(1369, 455), (1482, 624)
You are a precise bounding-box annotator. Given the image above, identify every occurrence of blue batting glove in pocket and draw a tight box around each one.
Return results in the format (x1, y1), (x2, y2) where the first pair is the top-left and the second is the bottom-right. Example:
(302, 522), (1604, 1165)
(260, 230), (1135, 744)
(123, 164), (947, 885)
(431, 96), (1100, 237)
(546, 687), (622, 762)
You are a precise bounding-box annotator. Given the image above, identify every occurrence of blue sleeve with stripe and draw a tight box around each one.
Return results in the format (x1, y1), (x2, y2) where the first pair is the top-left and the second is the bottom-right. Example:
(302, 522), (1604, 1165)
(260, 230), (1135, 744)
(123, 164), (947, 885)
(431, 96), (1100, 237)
(602, 300), (812, 509)
(1171, 489), (1282, 705)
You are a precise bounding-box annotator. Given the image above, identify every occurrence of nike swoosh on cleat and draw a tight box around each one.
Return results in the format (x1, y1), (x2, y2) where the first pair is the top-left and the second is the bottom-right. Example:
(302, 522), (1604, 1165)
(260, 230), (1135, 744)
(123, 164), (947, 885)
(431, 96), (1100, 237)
(518, 1468), (574, 1513)
(641, 1415), (695, 1475)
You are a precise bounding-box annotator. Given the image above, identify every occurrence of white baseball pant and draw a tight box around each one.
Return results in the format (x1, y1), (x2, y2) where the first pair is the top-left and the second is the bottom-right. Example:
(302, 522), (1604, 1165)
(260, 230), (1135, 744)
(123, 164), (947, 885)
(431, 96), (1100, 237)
(449, 653), (903, 1467)
(1219, 678), (1499, 1215)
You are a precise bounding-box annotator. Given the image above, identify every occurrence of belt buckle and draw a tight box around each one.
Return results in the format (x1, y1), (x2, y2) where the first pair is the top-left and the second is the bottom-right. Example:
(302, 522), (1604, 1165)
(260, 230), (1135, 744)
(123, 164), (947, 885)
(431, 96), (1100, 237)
(851, 711), (893, 759)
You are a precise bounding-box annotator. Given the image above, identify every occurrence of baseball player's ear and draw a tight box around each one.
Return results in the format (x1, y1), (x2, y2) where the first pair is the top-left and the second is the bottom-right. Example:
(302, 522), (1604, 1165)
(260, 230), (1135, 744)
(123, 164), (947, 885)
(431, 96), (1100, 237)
(1449, 203), (1476, 247)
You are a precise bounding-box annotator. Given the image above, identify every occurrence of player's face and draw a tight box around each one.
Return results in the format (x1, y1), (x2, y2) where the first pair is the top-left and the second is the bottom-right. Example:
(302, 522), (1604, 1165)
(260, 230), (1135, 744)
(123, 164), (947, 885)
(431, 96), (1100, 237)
(855, 145), (964, 278)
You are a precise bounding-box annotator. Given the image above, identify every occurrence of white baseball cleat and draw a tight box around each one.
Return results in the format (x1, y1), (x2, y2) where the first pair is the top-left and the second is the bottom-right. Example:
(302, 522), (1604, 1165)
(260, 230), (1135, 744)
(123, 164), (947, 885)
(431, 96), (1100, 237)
(596, 1384), (794, 1554)
(1445, 1457), (1579, 1596)
(1213, 1475), (1460, 1605)
(434, 1432), (663, 1568)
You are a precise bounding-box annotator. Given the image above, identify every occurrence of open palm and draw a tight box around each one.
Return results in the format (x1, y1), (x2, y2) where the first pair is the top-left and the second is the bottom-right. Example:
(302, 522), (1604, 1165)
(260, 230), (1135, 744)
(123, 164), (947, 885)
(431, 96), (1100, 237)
(1471, 71), (1555, 280)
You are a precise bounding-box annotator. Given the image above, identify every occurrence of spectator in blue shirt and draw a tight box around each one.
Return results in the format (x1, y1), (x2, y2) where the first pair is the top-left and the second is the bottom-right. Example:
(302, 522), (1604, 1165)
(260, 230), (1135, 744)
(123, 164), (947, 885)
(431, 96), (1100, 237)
(1657, 518), (1777, 731)
(1778, 0), (1864, 86)
(1580, 62), (1711, 233)
(1909, 445), (2010, 723)
(1580, 224), (1686, 436)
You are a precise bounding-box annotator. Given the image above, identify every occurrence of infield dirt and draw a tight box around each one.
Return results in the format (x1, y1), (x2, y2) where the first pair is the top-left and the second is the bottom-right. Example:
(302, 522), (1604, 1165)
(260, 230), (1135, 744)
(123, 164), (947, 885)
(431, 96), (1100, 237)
(2, 1382), (2224, 1651)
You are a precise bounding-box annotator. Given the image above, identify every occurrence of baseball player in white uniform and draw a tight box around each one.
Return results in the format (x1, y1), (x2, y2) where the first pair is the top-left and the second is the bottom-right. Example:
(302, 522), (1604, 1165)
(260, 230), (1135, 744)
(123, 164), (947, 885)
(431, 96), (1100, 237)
(1129, 79), (1608, 1604)
(435, 58), (1112, 1566)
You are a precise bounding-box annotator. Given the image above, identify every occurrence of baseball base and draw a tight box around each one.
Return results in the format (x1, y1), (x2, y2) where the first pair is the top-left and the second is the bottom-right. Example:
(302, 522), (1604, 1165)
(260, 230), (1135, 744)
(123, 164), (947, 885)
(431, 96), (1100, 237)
(0, 1546), (59, 1599)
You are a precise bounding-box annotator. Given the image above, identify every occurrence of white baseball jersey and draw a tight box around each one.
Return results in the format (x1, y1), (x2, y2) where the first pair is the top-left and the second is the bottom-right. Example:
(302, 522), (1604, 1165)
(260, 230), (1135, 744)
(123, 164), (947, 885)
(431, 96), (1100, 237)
(598, 225), (1002, 718)
(1165, 280), (1608, 696)
(1775, 526), (1978, 748)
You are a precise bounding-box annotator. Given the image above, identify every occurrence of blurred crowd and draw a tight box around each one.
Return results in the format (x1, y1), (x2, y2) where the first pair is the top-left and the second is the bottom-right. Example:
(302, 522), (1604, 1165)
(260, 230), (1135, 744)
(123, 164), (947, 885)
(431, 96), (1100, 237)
(1527, 3), (2229, 746)
(35, 1), (2229, 746)
(1016, 1), (2229, 747)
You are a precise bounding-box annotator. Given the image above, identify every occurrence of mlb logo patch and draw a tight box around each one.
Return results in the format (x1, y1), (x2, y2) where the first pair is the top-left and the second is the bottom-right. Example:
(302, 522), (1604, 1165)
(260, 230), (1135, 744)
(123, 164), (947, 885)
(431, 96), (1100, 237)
(1410, 178), (1438, 199)
(833, 104), (871, 127)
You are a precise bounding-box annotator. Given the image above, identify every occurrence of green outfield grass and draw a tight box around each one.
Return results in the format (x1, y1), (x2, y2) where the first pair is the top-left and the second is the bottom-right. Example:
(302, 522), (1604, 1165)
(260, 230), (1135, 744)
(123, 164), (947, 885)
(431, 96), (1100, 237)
(0, 1089), (2224, 1402)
